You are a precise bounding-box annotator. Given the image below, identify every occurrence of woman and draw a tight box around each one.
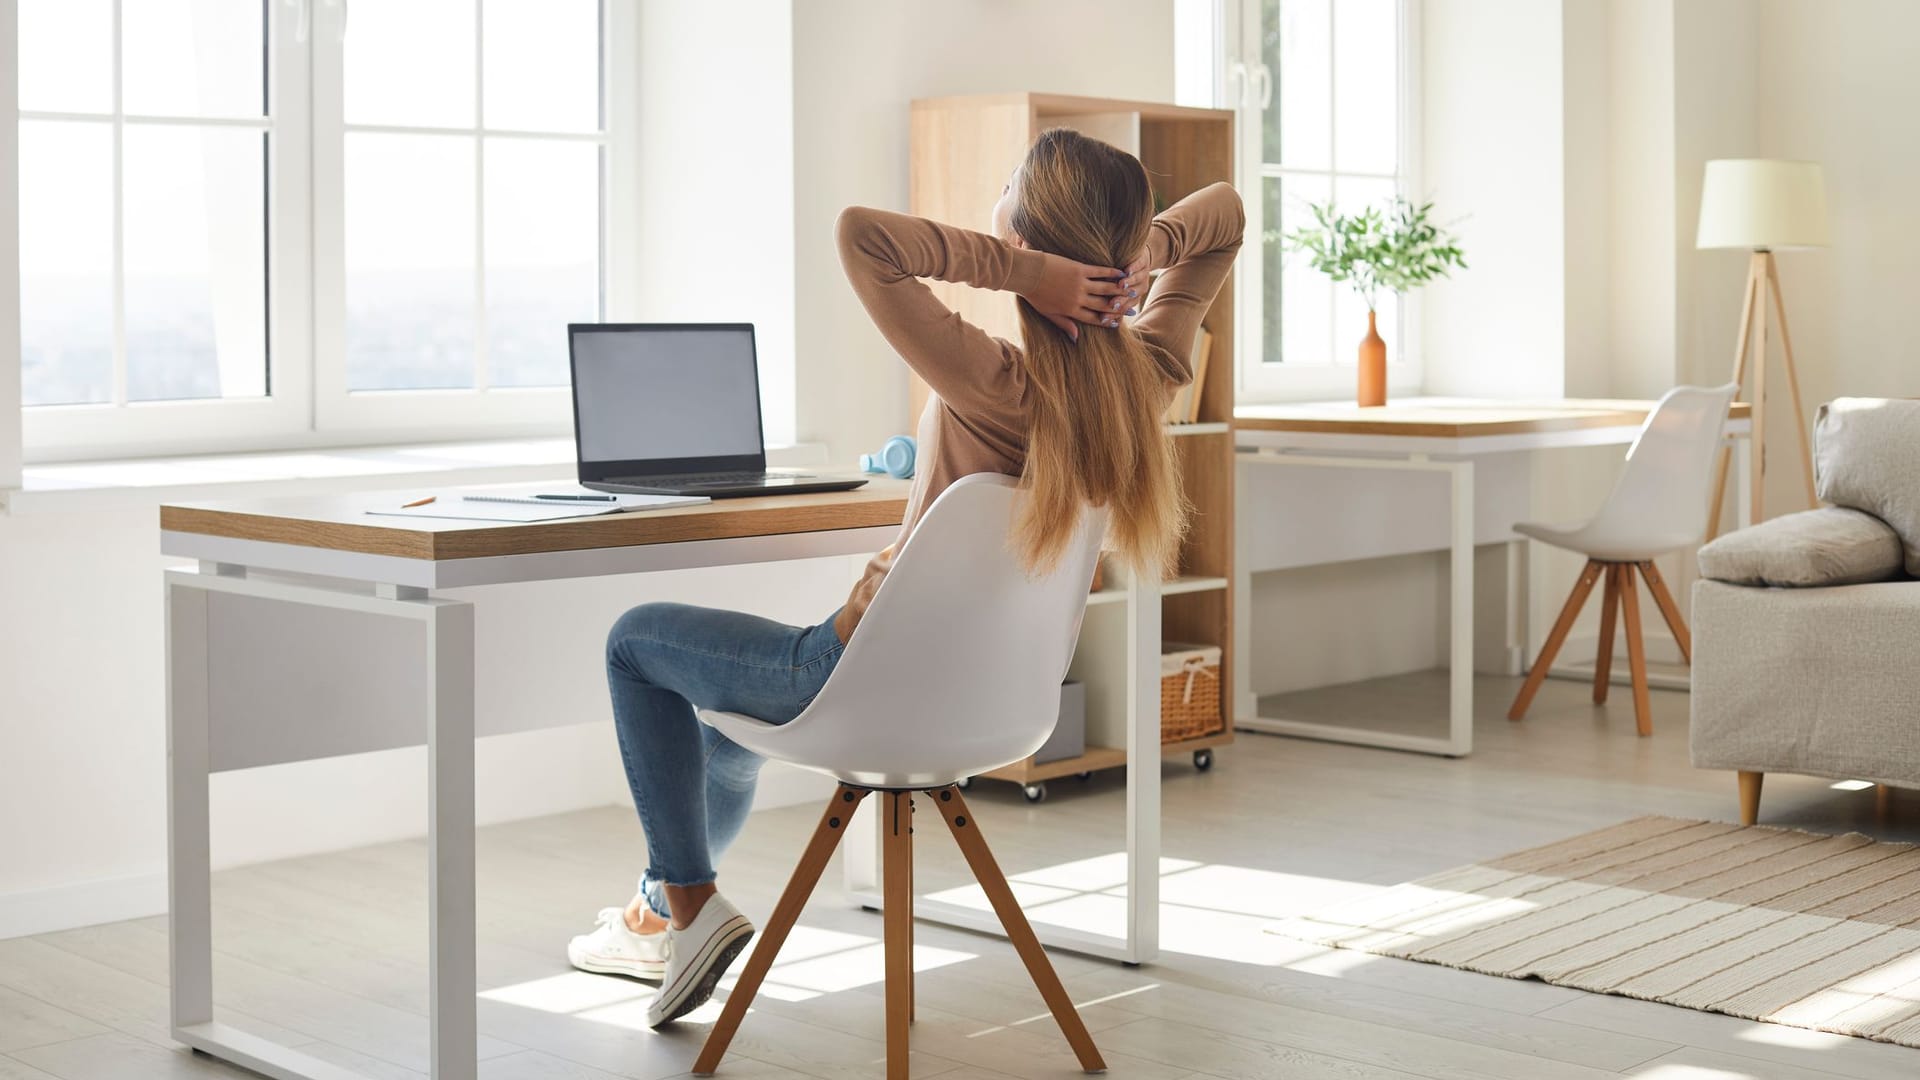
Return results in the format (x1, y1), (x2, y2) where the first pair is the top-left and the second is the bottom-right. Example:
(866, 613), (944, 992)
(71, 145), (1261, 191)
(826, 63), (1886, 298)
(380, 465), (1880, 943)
(567, 129), (1243, 1026)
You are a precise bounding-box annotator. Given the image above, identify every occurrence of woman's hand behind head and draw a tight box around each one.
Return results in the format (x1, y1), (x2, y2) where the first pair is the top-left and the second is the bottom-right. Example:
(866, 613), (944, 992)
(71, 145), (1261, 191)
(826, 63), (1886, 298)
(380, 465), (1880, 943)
(1020, 251), (1134, 342)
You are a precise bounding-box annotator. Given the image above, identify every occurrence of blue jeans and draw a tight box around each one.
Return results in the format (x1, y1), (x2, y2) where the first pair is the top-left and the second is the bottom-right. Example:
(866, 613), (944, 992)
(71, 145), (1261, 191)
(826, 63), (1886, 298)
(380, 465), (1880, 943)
(605, 602), (845, 919)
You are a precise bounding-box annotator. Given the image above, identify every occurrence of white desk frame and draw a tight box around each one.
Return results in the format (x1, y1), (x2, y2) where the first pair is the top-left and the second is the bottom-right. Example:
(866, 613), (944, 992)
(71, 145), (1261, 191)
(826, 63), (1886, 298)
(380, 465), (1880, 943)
(1232, 419), (1752, 757)
(162, 515), (1162, 1080)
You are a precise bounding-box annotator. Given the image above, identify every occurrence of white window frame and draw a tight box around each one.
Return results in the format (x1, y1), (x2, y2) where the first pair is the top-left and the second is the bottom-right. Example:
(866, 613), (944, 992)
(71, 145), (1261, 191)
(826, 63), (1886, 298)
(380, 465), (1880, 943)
(20, 0), (311, 461)
(1225, 0), (1424, 404)
(16, 0), (640, 463)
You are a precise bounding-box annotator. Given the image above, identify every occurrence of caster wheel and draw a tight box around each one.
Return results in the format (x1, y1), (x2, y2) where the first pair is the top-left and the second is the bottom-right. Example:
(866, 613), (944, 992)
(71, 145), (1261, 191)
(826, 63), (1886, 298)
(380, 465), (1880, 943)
(957, 776), (973, 790)
(1075, 771), (1093, 782)
(1193, 749), (1214, 771)
(1023, 783), (1048, 803)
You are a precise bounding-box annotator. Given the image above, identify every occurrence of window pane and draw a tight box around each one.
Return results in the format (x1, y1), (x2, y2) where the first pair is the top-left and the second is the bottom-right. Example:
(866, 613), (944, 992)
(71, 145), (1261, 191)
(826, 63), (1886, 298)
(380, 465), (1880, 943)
(483, 0), (600, 132)
(484, 139), (598, 387)
(19, 121), (115, 406)
(124, 126), (269, 402)
(346, 133), (476, 390)
(18, 0), (113, 114)
(1271, 0), (1329, 169)
(345, 0), (476, 128)
(1333, 0), (1397, 175)
(1272, 173), (1332, 366)
(123, 0), (267, 118)
(1332, 176), (1399, 365)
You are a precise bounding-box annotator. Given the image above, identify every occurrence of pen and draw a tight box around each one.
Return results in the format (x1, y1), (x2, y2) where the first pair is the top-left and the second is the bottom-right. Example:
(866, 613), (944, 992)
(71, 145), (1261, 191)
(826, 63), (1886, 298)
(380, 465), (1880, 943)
(533, 493), (618, 501)
(402, 495), (436, 508)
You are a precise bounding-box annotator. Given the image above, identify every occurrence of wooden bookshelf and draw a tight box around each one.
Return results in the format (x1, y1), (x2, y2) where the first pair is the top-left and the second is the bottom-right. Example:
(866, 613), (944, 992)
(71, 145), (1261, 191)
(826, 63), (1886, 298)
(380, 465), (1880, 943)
(909, 92), (1238, 800)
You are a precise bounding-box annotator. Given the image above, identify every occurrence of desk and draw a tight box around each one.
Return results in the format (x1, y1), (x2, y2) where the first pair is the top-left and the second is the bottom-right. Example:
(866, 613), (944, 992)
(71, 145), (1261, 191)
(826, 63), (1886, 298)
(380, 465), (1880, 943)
(1232, 399), (1753, 757)
(158, 480), (1165, 1080)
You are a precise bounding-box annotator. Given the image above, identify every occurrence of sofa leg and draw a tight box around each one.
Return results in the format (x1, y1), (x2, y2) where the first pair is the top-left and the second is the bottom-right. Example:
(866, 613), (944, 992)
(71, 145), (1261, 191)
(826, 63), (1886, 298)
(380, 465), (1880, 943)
(1737, 771), (1764, 826)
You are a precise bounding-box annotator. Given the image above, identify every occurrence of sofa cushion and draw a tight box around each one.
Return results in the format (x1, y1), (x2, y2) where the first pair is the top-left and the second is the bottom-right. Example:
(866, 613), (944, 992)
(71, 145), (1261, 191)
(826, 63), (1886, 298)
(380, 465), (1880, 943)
(1816, 398), (1920, 574)
(1697, 507), (1905, 587)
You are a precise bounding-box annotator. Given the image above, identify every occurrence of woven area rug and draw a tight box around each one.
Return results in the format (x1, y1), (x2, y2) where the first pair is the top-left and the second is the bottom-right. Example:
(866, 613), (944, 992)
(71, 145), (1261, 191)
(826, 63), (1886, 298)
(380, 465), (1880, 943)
(1265, 816), (1920, 1047)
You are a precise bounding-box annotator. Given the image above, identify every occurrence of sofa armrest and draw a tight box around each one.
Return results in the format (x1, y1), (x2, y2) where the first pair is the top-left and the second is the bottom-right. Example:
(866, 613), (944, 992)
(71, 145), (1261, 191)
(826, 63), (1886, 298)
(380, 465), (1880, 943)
(1697, 507), (1905, 587)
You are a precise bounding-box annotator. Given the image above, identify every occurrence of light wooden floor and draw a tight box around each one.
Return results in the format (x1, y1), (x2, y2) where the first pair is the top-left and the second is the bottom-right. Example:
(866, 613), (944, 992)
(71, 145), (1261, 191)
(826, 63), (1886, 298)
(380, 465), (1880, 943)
(5, 671), (1919, 1080)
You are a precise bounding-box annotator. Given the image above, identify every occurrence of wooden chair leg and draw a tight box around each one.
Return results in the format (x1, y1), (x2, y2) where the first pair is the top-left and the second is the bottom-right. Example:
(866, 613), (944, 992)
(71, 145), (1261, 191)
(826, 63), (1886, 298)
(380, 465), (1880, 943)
(930, 786), (1105, 1074)
(1618, 565), (1653, 737)
(695, 785), (870, 1077)
(883, 792), (913, 1080)
(1593, 565), (1621, 704)
(1509, 560), (1606, 721)
(1639, 561), (1692, 664)
(1738, 771), (1764, 826)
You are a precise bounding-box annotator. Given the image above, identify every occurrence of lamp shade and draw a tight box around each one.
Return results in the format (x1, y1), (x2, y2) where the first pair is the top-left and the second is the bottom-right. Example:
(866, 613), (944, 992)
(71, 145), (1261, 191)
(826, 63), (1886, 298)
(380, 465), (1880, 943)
(1696, 159), (1829, 250)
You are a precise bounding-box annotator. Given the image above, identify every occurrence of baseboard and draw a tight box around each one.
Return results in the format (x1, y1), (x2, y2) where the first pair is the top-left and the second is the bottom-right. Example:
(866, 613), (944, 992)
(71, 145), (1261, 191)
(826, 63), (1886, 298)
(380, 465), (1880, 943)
(0, 871), (168, 941)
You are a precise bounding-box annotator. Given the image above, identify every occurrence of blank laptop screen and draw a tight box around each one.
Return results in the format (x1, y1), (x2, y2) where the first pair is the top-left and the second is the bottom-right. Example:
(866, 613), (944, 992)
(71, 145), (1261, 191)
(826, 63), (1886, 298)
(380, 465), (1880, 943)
(571, 326), (763, 466)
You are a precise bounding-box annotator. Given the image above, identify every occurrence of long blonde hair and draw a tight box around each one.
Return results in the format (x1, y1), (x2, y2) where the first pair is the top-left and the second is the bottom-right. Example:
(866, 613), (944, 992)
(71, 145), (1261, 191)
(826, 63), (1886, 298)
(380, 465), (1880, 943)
(1009, 128), (1187, 577)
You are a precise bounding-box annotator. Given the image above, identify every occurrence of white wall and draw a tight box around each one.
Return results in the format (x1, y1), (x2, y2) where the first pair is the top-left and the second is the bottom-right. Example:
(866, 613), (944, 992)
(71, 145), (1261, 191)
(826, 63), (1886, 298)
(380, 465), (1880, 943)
(630, 0), (798, 446)
(1754, 0), (1920, 480)
(1, 0), (19, 491)
(1417, 0), (1567, 399)
(791, 0), (1177, 464)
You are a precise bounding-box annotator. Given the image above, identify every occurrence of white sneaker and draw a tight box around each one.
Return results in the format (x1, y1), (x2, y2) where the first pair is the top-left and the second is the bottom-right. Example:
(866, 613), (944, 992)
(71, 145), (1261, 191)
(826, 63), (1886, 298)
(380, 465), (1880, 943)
(646, 893), (755, 1027)
(567, 907), (671, 981)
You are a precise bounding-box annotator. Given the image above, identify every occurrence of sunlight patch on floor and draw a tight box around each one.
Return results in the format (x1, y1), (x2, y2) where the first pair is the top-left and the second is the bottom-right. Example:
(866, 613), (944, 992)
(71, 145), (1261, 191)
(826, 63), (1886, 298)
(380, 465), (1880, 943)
(1628, 1065), (1762, 1080)
(478, 971), (650, 1013)
(479, 923), (977, 1023)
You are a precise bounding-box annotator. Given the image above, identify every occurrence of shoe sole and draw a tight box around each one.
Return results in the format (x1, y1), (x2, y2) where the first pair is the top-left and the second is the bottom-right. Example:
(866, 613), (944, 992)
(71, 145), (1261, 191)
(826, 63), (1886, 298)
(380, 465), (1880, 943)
(649, 918), (755, 1027)
(567, 950), (668, 982)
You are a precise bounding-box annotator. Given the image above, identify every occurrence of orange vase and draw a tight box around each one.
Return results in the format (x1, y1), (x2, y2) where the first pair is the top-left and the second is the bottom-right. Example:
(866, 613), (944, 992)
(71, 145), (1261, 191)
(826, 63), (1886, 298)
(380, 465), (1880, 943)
(1357, 309), (1387, 407)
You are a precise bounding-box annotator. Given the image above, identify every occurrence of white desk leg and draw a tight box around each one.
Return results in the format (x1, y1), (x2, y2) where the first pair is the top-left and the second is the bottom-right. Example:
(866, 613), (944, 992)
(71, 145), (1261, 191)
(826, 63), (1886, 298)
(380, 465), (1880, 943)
(1504, 539), (1528, 677)
(1123, 564), (1162, 965)
(1232, 461), (1255, 723)
(427, 602), (477, 1080)
(1447, 461), (1475, 757)
(167, 578), (214, 1033)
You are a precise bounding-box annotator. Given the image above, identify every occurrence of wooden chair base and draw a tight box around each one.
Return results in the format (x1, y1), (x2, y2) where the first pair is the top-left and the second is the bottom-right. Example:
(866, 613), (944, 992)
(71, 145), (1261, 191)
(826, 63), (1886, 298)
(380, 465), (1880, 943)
(1509, 558), (1693, 737)
(694, 784), (1106, 1080)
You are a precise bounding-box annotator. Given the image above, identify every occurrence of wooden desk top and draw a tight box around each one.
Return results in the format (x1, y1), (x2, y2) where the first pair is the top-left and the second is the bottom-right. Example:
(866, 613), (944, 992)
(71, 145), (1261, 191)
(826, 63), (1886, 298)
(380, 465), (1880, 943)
(160, 481), (911, 562)
(1234, 398), (1752, 439)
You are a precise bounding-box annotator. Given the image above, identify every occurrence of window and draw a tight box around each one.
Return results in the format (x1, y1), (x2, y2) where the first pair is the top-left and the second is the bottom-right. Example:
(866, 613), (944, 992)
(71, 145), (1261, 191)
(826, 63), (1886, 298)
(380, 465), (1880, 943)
(1229, 0), (1418, 400)
(16, 0), (632, 460)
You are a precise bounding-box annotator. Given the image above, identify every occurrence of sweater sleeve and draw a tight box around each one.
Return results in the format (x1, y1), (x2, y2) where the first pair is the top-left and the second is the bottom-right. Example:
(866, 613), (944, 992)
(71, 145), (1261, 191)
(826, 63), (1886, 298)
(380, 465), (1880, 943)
(1132, 182), (1246, 386)
(835, 206), (1048, 414)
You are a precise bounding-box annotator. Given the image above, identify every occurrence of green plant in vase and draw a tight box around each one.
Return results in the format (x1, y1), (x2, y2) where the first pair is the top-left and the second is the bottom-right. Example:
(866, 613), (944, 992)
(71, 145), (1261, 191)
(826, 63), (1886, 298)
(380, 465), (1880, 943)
(1282, 196), (1466, 406)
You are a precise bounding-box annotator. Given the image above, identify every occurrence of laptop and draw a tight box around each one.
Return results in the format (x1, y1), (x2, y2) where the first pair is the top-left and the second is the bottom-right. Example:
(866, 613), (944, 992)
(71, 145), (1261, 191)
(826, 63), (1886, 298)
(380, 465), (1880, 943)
(567, 323), (867, 498)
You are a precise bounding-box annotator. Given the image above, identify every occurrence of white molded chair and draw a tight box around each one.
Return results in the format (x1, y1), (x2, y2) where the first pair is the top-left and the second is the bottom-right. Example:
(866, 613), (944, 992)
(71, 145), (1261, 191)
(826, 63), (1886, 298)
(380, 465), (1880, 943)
(693, 473), (1108, 1080)
(1508, 384), (1739, 736)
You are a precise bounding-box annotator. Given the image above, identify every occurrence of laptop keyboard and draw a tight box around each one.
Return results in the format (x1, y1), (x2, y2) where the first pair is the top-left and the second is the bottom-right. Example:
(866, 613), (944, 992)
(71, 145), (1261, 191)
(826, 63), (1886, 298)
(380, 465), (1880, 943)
(612, 471), (815, 486)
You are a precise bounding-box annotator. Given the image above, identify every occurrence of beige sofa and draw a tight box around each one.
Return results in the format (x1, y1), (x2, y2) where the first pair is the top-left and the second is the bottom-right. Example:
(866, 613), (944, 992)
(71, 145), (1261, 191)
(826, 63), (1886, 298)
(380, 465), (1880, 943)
(1691, 398), (1920, 824)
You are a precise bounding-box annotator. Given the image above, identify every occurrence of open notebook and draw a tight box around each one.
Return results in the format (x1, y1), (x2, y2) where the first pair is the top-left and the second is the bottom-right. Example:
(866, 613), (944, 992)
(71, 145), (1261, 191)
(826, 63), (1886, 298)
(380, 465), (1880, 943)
(367, 484), (708, 523)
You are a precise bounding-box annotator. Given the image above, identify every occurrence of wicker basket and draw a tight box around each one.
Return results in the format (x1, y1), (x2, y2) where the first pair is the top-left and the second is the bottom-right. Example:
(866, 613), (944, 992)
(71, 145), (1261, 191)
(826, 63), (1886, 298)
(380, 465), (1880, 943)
(1160, 642), (1223, 743)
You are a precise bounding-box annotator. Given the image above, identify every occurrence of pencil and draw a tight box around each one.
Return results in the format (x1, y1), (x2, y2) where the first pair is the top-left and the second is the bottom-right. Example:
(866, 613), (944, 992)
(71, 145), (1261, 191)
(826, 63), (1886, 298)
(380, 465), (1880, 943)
(401, 495), (436, 508)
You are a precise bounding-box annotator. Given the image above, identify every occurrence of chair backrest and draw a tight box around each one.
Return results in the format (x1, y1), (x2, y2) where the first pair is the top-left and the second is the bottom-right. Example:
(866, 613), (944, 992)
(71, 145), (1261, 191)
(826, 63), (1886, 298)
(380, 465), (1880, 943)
(1583, 383), (1740, 553)
(787, 473), (1109, 787)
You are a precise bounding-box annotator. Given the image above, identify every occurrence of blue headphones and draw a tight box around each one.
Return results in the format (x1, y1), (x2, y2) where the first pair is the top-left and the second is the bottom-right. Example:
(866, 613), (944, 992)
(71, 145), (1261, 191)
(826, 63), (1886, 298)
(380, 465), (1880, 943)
(860, 435), (917, 479)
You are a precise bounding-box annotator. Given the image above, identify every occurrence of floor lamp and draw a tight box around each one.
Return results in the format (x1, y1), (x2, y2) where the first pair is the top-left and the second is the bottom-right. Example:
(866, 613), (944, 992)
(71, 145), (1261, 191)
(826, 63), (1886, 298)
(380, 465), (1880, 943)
(1698, 159), (1829, 538)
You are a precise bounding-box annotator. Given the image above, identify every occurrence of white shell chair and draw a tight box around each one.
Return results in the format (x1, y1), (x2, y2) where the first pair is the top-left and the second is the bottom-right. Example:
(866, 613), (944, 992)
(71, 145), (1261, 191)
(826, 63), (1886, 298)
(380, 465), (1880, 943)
(1508, 383), (1739, 736)
(694, 473), (1109, 1080)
